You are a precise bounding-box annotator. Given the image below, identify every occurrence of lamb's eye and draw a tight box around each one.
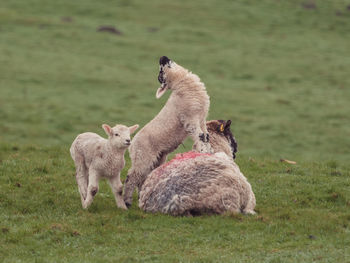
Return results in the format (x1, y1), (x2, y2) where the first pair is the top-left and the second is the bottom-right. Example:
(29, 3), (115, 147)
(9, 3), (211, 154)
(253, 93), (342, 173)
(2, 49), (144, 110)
(114, 133), (119, 136)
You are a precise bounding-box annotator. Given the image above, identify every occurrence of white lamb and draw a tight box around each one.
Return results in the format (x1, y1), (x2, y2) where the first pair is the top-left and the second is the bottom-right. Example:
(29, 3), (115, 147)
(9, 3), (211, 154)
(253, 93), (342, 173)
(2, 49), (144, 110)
(70, 123), (139, 209)
(123, 56), (212, 207)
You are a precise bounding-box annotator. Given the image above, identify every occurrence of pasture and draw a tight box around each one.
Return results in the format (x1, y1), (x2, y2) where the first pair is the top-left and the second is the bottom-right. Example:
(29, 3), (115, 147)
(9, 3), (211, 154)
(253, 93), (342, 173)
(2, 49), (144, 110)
(1, 0), (350, 262)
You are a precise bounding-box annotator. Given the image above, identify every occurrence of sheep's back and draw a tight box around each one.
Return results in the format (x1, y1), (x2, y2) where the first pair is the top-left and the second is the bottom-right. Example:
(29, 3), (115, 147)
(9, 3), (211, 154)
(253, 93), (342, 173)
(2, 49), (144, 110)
(71, 133), (106, 165)
(139, 153), (243, 215)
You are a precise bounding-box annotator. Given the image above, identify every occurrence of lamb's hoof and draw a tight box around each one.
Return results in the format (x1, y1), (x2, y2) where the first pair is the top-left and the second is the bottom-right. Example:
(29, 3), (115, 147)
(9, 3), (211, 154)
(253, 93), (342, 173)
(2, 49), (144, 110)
(125, 202), (132, 209)
(244, 210), (256, 215)
(118, 205), (128, 210)
(199, 133), (205, 142)
(206, 133), (210, 142)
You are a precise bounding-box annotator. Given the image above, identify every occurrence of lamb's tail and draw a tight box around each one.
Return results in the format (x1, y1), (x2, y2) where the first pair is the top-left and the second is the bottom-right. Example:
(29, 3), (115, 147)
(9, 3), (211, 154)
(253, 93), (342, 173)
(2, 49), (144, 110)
(70, 137), (79, 160)
(70, 145), (75, 160)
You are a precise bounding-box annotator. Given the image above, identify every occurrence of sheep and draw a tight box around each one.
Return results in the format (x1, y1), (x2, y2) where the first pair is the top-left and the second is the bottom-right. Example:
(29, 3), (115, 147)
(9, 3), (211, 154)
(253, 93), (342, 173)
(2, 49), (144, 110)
(139, 120), (256, 216)
(70, 123), (139, 209)
(193, 119), (238, 160)
(123, 56), (212, 207)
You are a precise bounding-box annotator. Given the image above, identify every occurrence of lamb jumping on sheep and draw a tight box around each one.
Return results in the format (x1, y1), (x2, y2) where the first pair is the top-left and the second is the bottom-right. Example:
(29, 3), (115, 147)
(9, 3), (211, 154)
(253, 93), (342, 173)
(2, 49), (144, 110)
(139, 120), (256, 216)
(124, 56), (212, 207)
(70, 123), (139, 209)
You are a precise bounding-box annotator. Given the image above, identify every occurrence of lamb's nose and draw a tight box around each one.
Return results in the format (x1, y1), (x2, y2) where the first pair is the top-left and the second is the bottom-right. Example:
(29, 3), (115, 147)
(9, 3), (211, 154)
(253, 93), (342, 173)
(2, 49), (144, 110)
(126, 139), (130, 143)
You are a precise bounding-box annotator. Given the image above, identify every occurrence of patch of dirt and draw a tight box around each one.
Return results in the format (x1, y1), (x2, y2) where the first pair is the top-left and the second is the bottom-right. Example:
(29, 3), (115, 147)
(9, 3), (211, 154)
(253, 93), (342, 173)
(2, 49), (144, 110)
(335, 10), (343, 16)
(61, 16), (73, 23)
(72, 230), (80, 236)
(97, 26), (122, 35)
(147, 27), (159, 33)
(301, 2), (316, 9)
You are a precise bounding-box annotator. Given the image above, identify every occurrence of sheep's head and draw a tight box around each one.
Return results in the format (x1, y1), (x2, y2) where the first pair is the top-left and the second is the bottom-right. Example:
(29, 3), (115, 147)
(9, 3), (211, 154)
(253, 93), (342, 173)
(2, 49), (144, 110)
(156, 56), (180, 98)
(205, 120), (238, 159)
(102, 124), (139, 149)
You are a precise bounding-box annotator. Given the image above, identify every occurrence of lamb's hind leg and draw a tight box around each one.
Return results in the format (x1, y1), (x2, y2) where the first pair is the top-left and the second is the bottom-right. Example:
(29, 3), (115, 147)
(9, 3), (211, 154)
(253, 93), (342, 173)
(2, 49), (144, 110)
(137, 153), (167, 194)
(109, 175), (127, 210)
(83, 168), (99, 209)
(124, 152), (162, 208)
(123, 169), (140, 208)
(74, 154), (88, 207)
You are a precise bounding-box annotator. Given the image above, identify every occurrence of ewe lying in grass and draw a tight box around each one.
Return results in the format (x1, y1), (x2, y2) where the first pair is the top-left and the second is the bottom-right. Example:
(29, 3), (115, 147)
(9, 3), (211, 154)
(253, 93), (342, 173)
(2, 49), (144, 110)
(70, 123), (138, 209)
(124, 56), (212, 207)
(139, 120), (256, 216)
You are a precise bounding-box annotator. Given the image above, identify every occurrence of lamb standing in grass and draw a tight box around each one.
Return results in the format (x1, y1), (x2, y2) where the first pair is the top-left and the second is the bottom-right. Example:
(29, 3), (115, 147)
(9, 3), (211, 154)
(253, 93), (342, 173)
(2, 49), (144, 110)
(70, 123), (139, 209)
(124, 56), (212, 207)
(139, 120), (256, 216)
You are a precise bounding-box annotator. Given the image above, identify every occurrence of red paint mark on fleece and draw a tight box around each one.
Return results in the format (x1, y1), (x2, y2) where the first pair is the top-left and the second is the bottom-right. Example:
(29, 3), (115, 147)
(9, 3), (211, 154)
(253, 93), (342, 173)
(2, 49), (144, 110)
(154, 151), (211, 176)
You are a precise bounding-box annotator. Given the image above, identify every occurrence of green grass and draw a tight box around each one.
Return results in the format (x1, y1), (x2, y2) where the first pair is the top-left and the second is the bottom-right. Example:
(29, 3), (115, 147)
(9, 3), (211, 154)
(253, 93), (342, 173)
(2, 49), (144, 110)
(1, 0), (350, 262)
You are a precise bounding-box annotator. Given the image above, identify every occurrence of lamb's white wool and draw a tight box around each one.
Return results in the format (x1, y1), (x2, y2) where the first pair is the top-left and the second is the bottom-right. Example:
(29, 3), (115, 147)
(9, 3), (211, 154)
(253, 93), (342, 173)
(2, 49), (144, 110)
(123, 56), (212, 207)
(139, 120), (256, 216)
(70, 123), (138, 209)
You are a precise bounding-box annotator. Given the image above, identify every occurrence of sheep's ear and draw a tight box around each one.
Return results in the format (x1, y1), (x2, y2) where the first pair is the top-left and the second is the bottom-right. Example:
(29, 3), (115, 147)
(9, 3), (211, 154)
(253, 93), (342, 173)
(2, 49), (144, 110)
(102, 124), (113, 136)
(129, 124), (139, 134)
(225, 120), (232, 130)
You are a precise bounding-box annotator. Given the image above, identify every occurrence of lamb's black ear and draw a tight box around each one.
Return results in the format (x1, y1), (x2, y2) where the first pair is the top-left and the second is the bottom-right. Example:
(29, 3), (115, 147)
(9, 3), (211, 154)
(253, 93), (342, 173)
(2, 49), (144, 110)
(222, 119), (238, 159)
(159, 56), (170, 66)
(225, 120), (232, 130)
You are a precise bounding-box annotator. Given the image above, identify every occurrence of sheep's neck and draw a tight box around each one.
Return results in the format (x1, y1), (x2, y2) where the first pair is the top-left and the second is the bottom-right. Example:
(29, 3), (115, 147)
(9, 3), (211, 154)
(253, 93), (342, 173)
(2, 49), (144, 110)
(208, 133), (233, 159)
(105, 143), (126, 158)
(173, 79), (206, 95)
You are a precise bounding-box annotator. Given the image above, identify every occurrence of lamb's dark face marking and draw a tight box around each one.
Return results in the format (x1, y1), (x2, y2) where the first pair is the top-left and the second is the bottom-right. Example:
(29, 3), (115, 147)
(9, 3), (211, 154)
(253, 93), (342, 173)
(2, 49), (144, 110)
(159, 56), (170, 66)
(158, 68), (165, 84)
(158, 56), (171, 84)
(156, 56), (173, 99)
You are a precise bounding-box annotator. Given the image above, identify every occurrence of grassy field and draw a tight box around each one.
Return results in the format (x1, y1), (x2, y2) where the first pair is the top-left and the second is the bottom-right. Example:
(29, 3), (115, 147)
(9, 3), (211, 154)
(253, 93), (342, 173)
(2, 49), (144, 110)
(1, 0), (350, 262)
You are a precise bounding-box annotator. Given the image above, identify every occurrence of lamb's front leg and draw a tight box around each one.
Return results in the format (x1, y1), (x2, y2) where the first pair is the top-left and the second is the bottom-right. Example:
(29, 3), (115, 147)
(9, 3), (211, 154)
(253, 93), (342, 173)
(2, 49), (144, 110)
(83, 168), (99, 209)
(199, 119), (210, 143)
(183, 119), (212, 153)
(109, 175), (127, 210)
